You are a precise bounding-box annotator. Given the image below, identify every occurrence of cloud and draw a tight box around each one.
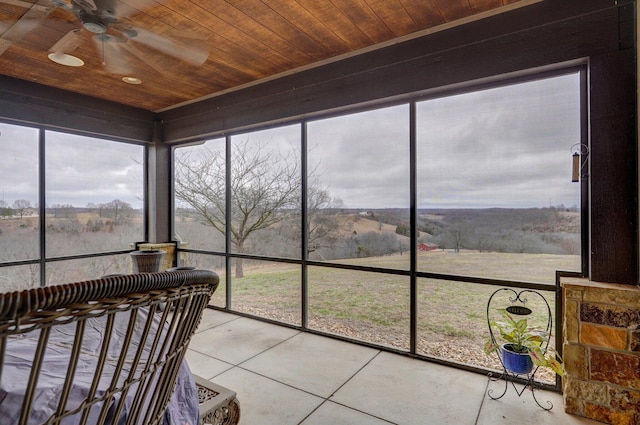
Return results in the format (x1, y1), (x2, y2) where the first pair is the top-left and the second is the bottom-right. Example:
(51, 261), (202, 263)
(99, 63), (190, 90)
(307, 73), (581, 209)
(0, 125), (144, 208)
(0, 123), (39, 205)
(308, 104), (411, 208)
(45, 131), (144, 208)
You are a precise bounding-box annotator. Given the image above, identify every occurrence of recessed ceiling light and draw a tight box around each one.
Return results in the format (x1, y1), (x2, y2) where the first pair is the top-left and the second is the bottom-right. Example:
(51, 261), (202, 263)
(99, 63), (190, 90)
(122, 76), (142, 85)
(48, 53), (84, 67)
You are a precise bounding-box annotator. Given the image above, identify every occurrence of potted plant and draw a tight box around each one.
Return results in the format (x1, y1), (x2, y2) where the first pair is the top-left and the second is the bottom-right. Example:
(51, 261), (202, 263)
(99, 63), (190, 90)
(485, 308), (563, 376)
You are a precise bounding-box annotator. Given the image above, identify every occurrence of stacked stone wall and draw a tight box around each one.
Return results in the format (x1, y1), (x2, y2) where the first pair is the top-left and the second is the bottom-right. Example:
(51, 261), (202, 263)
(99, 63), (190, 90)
(562, 278), (640, 424)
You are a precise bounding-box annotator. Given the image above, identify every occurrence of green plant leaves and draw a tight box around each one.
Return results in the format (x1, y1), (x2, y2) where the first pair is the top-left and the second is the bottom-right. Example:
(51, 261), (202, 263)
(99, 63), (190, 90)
(486, 308), (563, 376)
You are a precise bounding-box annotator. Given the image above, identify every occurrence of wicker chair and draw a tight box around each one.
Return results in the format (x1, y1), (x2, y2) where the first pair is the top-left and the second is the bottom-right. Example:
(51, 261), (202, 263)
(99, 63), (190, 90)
(0, 270), (239, 425)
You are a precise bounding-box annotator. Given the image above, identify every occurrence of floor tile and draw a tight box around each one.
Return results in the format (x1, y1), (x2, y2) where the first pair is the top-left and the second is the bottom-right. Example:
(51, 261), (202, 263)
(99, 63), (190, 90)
(332, 351), (486, 425)
(195, 308), (240, 333)
(212, 367), (324, 425)
(241, 332), (379, 397)
(187, 314), (603, 425)
(185, 349), (233, 380)
(300, 401), (394, 425)
(189, 316), (300, 364)
(477, 379), (602, 424)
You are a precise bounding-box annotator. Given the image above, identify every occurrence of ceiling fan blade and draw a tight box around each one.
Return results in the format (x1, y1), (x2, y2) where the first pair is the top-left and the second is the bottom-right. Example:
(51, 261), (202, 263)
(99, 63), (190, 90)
(0, 0), (48, 9)
(0, 0), (56, 55)
(129, 27), (208, 66)
(49, 28), (82, 54)
(113, 0), (160, 19)
(92, 34), (134, 74)
(117, 40), (166, 75)
(75, 0), (97, 11)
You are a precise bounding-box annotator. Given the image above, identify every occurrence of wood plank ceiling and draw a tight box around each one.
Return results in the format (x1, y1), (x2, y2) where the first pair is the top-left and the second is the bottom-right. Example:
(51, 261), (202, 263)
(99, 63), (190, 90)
(0, 0), (528, 112)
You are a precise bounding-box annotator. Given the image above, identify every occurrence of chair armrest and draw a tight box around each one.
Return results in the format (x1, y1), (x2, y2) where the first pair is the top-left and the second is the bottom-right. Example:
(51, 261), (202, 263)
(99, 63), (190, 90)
(195, 375), (240, 425)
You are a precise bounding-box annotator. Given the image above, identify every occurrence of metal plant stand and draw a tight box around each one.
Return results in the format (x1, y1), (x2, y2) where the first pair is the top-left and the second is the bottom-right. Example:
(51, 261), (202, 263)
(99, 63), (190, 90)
(485, 288), (554, 410)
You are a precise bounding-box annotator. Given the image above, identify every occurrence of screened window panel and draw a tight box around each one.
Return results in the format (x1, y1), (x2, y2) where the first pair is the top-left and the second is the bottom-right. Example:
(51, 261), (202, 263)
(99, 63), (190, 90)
(174, 138), (227, 252)
(307, 105), (410, 269)
(0, 123), (39, 263)
(416, 73), (582, 283)
(45, 131), (144, 257)
(229, 125), (302, 259)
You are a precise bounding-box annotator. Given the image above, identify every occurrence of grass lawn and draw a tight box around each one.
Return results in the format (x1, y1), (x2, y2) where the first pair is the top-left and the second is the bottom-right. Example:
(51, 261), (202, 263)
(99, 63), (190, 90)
(212, 250), (573, 382)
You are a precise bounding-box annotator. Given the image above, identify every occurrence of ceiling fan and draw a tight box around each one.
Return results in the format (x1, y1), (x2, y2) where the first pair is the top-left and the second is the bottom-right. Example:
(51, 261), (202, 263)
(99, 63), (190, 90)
(0, 0), (209, 74)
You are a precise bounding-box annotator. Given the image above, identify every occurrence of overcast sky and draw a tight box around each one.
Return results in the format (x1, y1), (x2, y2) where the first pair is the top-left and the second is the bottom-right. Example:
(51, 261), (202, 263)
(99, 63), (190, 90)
(2, 72), (580, 211)
(0, 124), (38, 207)
(0, 126), (144, 209)
(413, 73), (581, 209)
(307, 72), (581, 209)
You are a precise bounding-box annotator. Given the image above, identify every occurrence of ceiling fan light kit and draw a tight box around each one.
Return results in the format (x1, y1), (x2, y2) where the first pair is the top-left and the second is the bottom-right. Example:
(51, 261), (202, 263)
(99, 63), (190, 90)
(2, 0), (209, 75)
(122, 76), (141, 84)
(82, 19), (108, 34)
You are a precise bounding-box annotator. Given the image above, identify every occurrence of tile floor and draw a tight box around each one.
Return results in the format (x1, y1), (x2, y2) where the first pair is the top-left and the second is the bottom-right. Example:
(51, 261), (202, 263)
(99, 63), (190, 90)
(186, 309), (600, 425)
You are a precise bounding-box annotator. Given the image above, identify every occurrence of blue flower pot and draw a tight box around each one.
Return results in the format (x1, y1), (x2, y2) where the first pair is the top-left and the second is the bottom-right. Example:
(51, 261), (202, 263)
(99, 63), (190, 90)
(502, 343), (534, 374)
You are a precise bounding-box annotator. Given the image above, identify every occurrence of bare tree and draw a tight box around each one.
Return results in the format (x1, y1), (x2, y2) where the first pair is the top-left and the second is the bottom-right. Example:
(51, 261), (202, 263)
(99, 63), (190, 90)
(470, 227), (493, 253)
(558, 236), (580, 255)
(102, 199), (133, 224)
(439, 220), (472, 253)
(86, 202), (98, 214)
(298, 182), (344, 257)
(51, 204), (76, 219)
(12, 199), (31, 218)
(175, 140), (300, 277)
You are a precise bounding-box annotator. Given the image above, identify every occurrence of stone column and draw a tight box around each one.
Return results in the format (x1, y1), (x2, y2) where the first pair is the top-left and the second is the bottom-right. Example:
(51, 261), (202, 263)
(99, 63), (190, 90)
(562, 278), (640, 425)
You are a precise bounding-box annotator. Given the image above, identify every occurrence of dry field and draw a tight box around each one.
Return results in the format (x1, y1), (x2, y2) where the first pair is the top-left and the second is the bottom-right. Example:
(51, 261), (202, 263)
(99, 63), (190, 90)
(209, 250), (574, 383)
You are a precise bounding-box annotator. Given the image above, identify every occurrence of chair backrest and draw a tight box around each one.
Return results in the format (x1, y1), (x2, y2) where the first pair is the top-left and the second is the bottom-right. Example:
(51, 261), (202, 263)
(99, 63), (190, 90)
(0, 269), (219, 425)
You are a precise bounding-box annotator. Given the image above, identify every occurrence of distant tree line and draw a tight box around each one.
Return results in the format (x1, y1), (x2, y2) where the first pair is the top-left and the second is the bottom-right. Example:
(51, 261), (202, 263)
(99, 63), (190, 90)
(171, 140), (581, 270)
(422, 207), (580, 255)
(85, 200), (135, 224)
(47, 200), (135, 234)
(0, 198), (136, 235)
(0, 198), (136, 223)
(0, 199), (34, 219)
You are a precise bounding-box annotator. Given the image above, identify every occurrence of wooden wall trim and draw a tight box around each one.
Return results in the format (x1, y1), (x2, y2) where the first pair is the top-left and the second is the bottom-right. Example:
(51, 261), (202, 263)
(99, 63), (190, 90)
(0, 76), (155, 143)
(589, 48), (638, 284)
